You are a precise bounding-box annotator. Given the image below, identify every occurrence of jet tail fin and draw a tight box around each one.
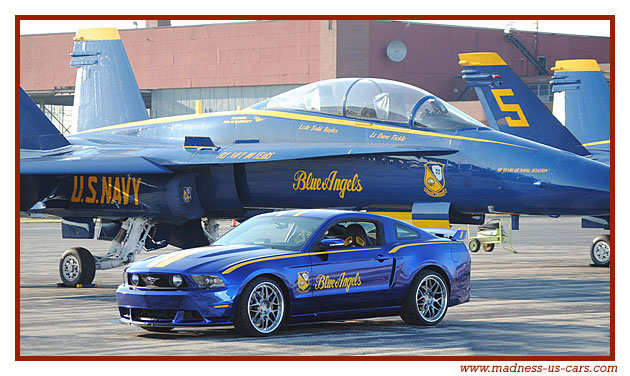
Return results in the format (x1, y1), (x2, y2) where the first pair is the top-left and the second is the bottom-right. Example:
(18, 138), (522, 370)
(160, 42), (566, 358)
(550, 59), (610, 146)
(459, 52), (589, 156)
(71, 28), (148, 133)
(20, 88), (70, 151)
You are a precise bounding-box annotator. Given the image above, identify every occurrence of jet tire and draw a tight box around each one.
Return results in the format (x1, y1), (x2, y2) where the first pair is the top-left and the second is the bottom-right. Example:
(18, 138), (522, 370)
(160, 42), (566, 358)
(590, 235), (610, 267)
(59, 247), (96, 287)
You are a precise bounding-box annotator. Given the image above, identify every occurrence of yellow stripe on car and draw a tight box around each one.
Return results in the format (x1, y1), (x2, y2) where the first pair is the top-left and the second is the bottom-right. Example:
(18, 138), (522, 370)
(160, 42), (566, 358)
(222, 247), (380, 275)
(388, 241), (453, 254)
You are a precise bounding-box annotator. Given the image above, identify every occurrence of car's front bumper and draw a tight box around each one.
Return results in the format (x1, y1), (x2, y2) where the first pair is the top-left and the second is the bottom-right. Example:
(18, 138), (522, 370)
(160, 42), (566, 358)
(116, 284), (240, 327)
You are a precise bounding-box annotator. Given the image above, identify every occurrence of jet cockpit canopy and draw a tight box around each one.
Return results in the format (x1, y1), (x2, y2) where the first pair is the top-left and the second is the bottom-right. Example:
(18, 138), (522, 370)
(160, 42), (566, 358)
(251, 78), (486, 130)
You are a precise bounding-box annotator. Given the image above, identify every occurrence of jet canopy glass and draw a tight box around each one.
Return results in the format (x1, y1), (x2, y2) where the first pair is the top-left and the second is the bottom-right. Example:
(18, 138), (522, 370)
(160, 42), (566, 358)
(255, 78), (484, 130)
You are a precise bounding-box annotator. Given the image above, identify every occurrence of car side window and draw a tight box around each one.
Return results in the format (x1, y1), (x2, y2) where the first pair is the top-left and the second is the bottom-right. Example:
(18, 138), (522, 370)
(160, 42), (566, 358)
(322, 220), (382, 247)
(395, 224), (422, 240)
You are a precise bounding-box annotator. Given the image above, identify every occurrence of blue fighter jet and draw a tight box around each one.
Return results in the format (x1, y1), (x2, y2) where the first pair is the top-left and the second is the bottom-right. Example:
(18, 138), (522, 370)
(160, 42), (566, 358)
(550, 58), (610, 164)
(459, 52), (611, 266)
(19, 29), (610, 286)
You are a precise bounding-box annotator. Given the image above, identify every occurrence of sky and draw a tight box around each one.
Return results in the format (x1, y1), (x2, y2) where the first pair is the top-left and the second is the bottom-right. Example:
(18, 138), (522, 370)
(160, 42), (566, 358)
(19, 19), (611, 37)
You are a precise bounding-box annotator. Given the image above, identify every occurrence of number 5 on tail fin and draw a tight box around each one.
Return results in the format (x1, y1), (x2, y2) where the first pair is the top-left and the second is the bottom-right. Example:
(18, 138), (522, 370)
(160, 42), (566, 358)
(459, 52), (589, 157)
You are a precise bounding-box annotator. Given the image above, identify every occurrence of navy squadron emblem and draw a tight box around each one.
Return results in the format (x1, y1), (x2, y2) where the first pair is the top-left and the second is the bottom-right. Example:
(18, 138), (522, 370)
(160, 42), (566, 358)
(424, 162), (447, 197)
(297, 271), (310, 293)
(183, 186), (193, 203)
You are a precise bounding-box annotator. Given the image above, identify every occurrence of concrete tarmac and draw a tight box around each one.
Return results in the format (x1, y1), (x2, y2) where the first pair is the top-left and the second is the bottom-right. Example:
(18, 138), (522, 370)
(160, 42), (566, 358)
(18, 217), (610, 357)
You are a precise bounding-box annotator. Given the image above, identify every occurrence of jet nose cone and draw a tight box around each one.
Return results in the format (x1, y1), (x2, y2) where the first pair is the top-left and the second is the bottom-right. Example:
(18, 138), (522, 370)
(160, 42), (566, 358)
(552, 155), (610, 215)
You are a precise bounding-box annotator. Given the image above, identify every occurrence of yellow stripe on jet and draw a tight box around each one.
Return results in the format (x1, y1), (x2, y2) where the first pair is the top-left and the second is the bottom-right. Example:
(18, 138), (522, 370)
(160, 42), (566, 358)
(76, 108), (533, 150)
(552, 59), (602, 72)
(582, 140), (610, 147)
(368, 213), (450, 228)
(458, 52), (507, 66)
(411, 219), (451, 229)
(74, 28), (121, 41)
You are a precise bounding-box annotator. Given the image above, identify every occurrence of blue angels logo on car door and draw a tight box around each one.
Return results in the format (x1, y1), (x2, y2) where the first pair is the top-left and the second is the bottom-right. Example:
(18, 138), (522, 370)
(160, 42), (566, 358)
(424, 162), (447, 197)
(297, 271), (310, 293)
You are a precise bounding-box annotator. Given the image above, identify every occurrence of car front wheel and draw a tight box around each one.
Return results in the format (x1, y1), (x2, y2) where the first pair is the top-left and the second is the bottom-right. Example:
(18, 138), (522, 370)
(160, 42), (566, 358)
(401, 269), (449, 326)
(234, 277), (286, 336)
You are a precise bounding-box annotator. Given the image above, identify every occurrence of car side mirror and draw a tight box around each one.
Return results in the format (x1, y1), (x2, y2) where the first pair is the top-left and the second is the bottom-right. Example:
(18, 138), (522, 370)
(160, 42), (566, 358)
(320, 238), (345, 249)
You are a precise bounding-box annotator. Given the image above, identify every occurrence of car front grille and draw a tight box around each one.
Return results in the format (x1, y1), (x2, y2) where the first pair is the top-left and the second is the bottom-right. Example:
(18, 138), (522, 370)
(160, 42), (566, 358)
(126, 273), (189, 289)
(120, 307), (204, 324)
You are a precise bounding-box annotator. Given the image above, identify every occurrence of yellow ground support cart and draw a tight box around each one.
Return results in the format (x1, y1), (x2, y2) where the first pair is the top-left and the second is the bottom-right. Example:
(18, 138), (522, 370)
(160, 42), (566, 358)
(468, 218), (516, 253)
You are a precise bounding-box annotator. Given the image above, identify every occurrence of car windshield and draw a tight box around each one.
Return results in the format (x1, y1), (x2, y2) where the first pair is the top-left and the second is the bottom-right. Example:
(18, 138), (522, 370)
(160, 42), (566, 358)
(213, 216), (325, 251)
(253, 77), (484, 130)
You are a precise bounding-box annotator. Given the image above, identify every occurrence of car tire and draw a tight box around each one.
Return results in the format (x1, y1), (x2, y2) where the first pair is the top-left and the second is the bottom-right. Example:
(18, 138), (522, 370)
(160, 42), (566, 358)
(482, 243), (495, 252)
(590, 235), (611, 267)
(59, 247), (96, 287)
(468, 239), (480, 253)
(140, 326), (174, 333)
(234, 277), (286, 336)
(401, 269), (449, 326)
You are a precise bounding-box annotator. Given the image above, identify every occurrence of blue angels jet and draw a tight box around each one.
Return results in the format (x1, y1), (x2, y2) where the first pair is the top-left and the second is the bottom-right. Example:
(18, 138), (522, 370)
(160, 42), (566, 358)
(459, 52), (611, 265)
(551, 58), (610, 164)
(20, 29), (610, 286)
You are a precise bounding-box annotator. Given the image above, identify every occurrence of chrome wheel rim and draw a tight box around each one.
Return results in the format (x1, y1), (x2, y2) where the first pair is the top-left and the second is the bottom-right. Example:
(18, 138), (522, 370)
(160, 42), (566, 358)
(593, 241), (610, 263)
(415, 275), (447, 323)
(62, 255), (80, 282)
(247, 282), (284, 334)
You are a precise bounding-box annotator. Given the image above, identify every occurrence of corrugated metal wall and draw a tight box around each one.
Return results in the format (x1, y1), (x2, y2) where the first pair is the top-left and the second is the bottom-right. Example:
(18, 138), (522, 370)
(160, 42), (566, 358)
(150, 84), (300, 118)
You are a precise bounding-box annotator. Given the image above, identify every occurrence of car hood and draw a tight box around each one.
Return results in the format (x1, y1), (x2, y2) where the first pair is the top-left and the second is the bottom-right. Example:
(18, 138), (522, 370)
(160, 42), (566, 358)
(127, 244), (295, 276)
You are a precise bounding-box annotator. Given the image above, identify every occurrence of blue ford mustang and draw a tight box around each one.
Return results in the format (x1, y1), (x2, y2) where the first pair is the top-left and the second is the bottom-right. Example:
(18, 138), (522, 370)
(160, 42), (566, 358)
(116, 210), (471, 336)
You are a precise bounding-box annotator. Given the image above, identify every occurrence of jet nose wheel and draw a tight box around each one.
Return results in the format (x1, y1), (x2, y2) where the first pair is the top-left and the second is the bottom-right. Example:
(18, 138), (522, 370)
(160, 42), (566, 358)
(590, 235), (610, 267)
(59, 247), (96, 286)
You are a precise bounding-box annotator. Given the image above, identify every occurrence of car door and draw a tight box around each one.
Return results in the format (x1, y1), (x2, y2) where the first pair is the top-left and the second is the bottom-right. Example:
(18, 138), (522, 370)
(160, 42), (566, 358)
(308, 218), (394, 313)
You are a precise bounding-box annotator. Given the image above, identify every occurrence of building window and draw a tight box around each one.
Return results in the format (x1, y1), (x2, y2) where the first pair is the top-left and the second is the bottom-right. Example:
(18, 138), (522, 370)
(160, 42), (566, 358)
(537, 56), (547, 71)
(527, 83), (553, 103)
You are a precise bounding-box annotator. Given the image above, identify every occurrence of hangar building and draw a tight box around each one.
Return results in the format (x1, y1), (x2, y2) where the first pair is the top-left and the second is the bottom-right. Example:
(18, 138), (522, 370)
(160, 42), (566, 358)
(19, 20), (610, 134)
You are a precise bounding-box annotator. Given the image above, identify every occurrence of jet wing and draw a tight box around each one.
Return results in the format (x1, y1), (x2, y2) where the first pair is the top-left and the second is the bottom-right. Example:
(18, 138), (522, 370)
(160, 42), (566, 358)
(20, 155), (174, 175)
(20, 142), (457, 175)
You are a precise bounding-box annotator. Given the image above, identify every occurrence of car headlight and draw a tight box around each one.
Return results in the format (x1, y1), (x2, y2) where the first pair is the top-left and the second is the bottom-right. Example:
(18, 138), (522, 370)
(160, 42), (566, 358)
(130, 273), (140, 286)
(171, 274), (184, 287)
(191, 275), (225, 289)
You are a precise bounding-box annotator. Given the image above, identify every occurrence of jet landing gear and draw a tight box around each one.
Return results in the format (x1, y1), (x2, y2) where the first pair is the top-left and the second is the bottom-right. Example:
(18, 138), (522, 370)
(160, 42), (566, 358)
(59, 218), (154, 287)
(590, 234), (610, 267)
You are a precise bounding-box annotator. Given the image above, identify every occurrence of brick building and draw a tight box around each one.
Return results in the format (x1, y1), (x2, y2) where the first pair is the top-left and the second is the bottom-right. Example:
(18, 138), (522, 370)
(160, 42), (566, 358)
(19, 20), (610, 132)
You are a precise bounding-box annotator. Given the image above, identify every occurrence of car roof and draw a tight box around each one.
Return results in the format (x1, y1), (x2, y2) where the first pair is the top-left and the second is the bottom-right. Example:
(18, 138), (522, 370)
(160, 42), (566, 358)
(260, 209), (381, 220)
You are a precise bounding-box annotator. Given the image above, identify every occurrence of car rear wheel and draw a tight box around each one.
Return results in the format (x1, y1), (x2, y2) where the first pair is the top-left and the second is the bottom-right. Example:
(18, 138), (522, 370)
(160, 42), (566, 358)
(234, 277), (285, 336)
(401, 269), (449, 326)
